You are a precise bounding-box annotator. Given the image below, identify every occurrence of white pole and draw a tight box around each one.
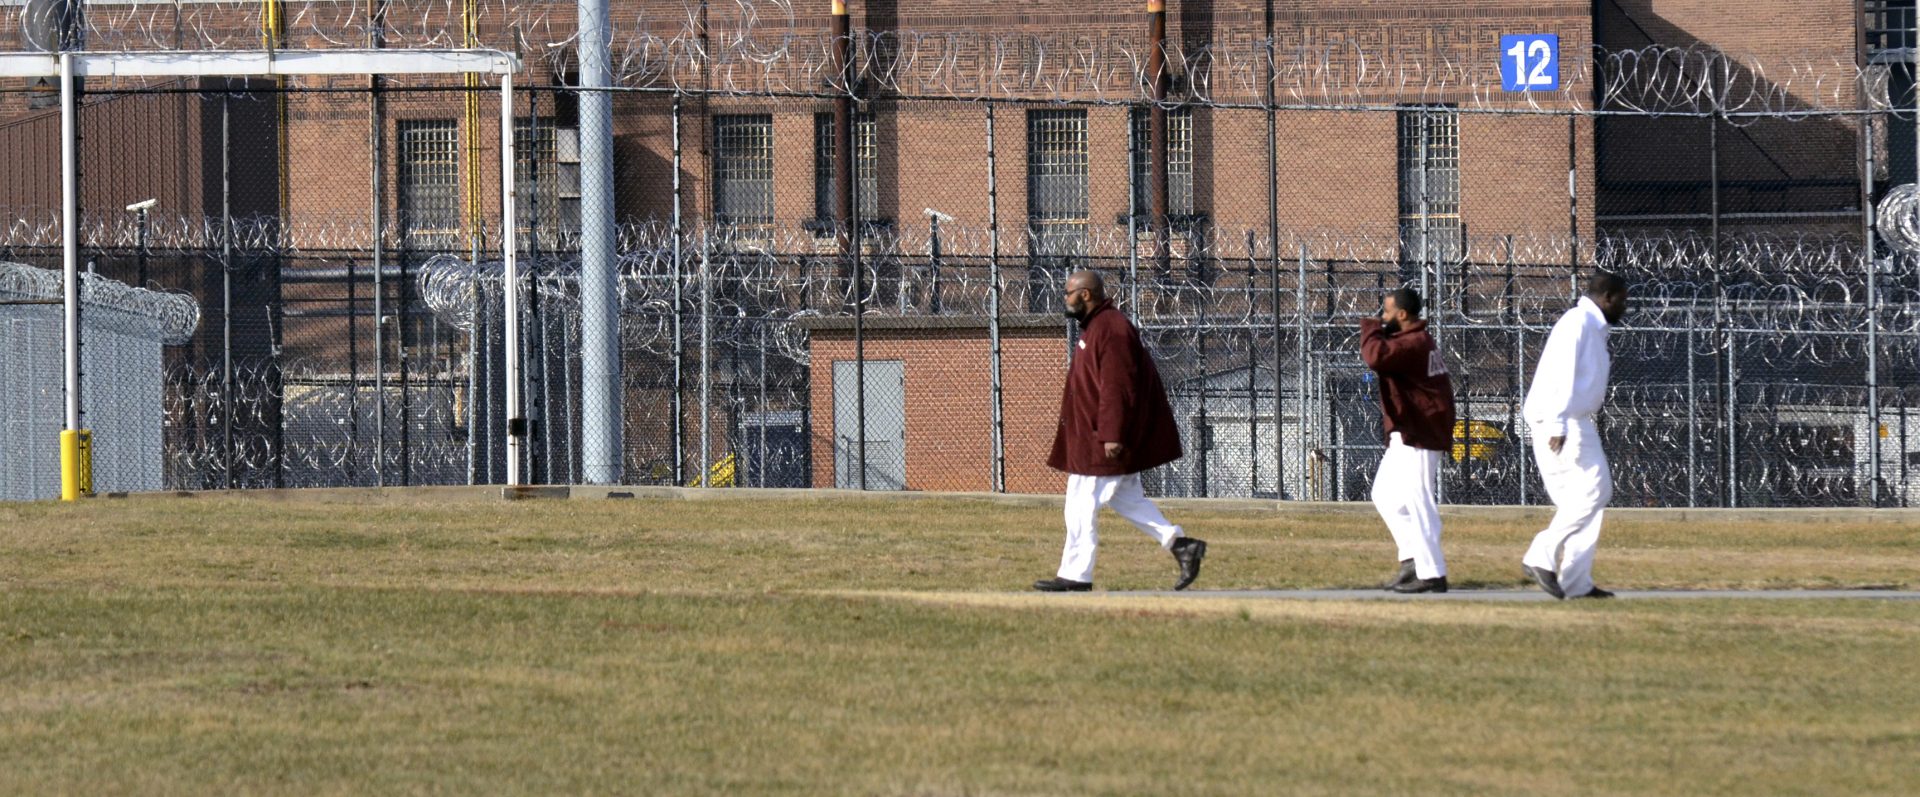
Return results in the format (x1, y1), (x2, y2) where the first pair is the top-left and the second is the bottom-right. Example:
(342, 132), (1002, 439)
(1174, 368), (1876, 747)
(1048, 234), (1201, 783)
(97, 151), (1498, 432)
(501, 72), (522, 485)
(60, 51), (80, 433)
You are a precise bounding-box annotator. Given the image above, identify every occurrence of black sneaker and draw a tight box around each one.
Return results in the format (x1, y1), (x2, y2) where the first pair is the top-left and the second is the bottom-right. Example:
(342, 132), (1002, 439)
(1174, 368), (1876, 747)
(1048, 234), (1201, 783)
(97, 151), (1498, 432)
(1382, 559), (1416, 591)
(1033, 577), (1092, 592)
(1523, 565), (1565, 599)
(1171, 537), (1208, 591)
(1391, 575), (1449, 594)
(1571, 586), (1615, 600)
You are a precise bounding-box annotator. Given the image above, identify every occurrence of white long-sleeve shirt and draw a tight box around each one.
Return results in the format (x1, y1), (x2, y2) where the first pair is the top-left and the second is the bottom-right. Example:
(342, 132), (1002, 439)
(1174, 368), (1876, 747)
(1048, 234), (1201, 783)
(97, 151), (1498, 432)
(1524, 296), (1612, 438)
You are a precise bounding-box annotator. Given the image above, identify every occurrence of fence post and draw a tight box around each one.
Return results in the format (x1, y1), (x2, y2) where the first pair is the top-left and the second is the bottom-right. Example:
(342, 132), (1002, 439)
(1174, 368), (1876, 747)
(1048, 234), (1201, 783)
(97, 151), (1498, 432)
(221, 91), (237, 490)
(1686, 301), (1697, 508)
(1727, 324), (1738, 508)
(987, 103), (1006, 493)
(671, 96), (686, 486)
(699, 230), (711, 487)
(1864, 112), (1881, 507)
(1296, 240), (1308, 500)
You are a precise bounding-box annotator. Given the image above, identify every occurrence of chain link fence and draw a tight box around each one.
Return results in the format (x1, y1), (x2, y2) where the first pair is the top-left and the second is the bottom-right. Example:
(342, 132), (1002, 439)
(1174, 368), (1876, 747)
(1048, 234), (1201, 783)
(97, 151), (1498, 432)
(2, 7), (1918, 506)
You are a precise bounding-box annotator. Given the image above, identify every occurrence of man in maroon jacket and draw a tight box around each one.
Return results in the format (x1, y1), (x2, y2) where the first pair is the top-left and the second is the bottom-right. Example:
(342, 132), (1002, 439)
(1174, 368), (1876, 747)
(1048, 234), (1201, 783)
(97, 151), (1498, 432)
(1033, 270), (1208, 592)
(1359, 287), (1457, 594)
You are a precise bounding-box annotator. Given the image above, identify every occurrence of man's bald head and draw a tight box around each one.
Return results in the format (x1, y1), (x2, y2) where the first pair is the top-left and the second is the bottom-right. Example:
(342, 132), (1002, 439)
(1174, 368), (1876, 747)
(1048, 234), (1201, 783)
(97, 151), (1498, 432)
(1062, 270), (1109, 322)
(1066, 270), (1107, 300)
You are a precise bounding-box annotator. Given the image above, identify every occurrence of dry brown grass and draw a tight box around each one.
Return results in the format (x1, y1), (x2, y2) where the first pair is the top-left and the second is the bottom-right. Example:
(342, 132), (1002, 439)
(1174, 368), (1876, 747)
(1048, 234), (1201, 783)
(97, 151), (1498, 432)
(1, 494), (1917, 795)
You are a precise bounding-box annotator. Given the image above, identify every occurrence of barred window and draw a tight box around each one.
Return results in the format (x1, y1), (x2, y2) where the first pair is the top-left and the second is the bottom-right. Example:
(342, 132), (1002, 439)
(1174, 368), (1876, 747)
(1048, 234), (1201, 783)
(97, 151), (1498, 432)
(813, 112), (879, 230)
(1027, 109), (1089, 259)
(1867, 1), (1916, 56)
(397, 119), (460, 251)
(1398, 106), (1462, 276)
(515, 118), (583, 249)
(1128, 106), (1193, 218)
(713, 114), (775, 232)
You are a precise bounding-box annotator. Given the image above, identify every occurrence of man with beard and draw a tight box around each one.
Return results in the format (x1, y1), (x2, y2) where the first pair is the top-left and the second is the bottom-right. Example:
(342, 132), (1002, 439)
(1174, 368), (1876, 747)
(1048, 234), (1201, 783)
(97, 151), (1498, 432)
(1360, 287), (1456, 594)
(1521, 271), (1630, 600)
(1032, 270), (1207, 592)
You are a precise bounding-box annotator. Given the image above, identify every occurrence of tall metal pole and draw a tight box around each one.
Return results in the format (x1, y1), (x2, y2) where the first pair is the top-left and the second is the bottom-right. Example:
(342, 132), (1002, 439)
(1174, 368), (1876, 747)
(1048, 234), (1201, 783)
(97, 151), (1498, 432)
(1417, 109), (1430, 295)
(1686, 302), (1697, 508)
(1568, 114), (1579, 275)
(1127, 103), (1140, 311)
(1727, 327), (1738, 508)
(1147, 0), (1171, 285)
(1265, 0), (1282, 498)
(502, 72), (524, 486)
(578, 0), (622, 483)
(1296, 241), (1308, 500)
(757, 323), (767, 487)
(832, 0), (866, 490)
(1712, 119), (1727, 506)
(370, 86), (386, 487)
(671, 97), (686, 485)
(60, 52), (81, 436)
(987, 103), (1005, 493)
(221, 92), (235, 489)
(1864, 111), (1881, 507)
(699, 231), (711, 486)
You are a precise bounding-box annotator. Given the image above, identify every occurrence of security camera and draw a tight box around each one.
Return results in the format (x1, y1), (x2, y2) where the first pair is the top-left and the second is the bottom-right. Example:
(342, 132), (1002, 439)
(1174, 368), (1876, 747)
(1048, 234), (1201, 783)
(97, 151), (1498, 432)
(126, 198), (157, 212)
(924, 208), (955, 223)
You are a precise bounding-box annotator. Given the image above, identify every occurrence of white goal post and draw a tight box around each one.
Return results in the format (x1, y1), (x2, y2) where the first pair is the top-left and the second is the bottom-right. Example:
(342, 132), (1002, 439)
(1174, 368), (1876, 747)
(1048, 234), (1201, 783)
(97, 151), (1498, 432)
(0, 48), (534, 490)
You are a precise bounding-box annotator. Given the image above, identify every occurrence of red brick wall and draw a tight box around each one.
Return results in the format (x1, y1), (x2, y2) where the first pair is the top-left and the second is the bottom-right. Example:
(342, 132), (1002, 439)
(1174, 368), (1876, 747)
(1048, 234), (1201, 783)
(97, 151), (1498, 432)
(807, 323), (1069, 493)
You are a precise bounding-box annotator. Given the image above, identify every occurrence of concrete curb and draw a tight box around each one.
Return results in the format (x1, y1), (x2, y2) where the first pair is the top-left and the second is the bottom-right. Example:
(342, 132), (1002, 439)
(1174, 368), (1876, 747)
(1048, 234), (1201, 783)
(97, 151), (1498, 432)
(98, 483), (1920, 524)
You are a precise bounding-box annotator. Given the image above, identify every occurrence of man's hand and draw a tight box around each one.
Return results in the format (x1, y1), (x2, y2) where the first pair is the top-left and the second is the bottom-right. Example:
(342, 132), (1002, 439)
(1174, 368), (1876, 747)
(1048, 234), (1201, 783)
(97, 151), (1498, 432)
(1548, 436), (1566, 455)
(1104, 441), (1125, 460)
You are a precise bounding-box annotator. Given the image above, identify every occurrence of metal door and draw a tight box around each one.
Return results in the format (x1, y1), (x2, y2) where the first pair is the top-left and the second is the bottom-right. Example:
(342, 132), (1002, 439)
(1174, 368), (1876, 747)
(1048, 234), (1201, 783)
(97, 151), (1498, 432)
(833, 360), (907, 490)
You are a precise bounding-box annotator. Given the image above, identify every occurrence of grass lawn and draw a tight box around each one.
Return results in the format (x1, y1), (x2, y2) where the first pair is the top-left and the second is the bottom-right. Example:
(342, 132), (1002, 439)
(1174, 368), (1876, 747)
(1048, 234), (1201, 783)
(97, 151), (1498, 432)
(2, 494), (1917, 795)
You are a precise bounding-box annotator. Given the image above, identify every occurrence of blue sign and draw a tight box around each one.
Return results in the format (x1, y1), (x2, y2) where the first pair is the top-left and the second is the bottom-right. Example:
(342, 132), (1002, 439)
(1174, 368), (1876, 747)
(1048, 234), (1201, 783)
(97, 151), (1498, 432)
(1499, 34), (1559, 92)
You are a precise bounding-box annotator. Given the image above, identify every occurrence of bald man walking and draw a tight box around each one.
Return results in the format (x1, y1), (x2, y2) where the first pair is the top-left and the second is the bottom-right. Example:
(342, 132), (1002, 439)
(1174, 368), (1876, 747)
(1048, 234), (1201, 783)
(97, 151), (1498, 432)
(1033, 271), (1207, 592)
(1522, 271), (1630, 600)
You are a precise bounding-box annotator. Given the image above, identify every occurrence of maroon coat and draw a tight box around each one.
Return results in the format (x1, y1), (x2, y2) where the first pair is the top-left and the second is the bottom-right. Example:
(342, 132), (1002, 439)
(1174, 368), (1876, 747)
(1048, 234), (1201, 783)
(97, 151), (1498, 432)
(1359, 318), (1457, 452)
(1048, 302), (1184, 476)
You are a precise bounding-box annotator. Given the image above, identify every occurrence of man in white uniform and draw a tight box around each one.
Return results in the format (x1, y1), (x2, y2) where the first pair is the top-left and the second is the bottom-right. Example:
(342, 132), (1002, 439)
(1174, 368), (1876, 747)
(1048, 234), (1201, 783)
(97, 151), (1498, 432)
(1521, 271), (1629, 600)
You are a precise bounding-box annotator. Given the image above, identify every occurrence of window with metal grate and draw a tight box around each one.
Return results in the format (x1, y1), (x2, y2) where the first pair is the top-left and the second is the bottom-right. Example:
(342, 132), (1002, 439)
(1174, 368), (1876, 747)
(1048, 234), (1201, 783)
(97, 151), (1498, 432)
(397, 119), (460, 252)
(713, 114), (775, 235)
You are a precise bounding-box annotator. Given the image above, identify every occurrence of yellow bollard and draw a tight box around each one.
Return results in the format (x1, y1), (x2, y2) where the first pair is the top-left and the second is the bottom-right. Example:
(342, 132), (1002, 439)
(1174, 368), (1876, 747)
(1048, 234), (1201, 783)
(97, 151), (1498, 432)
(60, 429), (93, 501)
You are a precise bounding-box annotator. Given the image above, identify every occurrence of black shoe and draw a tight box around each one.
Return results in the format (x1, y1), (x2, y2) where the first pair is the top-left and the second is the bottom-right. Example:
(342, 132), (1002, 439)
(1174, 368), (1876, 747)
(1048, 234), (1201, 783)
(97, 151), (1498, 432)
(1391, 575), (1449, 594)
(1382, 559), (1416, 591)
(1170, 537), (1208, 591)
(1571, 586), (1614, 599)
(1523, 565), (1565, 599)
(1033, 577), (1092, 592)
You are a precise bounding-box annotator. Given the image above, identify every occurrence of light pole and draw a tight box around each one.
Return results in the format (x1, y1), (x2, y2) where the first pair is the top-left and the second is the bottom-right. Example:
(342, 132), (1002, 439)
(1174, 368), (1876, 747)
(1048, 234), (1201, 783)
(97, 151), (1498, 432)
(127, 198), (156, 288)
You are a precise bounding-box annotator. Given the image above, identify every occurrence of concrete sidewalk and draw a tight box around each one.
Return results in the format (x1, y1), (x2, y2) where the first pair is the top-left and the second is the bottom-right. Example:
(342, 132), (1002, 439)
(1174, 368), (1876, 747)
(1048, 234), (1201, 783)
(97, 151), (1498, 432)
(1113, 589), (1920, 601)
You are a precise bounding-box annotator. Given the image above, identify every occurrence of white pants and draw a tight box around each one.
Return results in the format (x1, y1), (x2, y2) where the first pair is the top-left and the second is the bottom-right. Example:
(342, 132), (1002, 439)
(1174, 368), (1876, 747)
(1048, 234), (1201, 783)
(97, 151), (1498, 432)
(1524, 416), (1612, 597)
(1370, 432), (1447, 579)
(1057, 473), (1184, 583)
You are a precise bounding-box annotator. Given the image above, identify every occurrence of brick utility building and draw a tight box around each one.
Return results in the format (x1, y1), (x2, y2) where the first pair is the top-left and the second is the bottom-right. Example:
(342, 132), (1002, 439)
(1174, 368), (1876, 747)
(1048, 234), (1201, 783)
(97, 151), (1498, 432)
(799, 315), (1069, 493)
(0, 0), (1899, 494)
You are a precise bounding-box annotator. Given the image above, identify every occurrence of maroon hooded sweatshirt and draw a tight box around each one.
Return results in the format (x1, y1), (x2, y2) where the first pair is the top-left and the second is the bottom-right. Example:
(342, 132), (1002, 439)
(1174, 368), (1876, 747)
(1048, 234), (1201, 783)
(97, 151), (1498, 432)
(1359, 317), (1457, 452)
(1047, 301), (1184, 476)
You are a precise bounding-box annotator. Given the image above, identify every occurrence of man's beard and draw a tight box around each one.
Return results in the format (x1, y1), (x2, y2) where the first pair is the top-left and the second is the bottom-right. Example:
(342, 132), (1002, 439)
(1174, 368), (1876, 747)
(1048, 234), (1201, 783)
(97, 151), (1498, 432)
(1064, 306), (1084, 322)
(1383, 319), (1401, 335)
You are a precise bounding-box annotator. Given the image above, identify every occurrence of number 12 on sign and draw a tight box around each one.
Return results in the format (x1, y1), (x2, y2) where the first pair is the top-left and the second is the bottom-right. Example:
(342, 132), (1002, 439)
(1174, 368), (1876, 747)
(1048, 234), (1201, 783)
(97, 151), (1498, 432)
(1500, 34), (1559, 92)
